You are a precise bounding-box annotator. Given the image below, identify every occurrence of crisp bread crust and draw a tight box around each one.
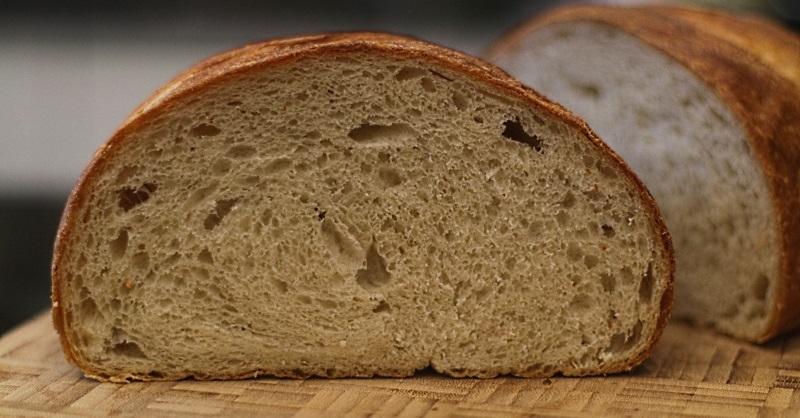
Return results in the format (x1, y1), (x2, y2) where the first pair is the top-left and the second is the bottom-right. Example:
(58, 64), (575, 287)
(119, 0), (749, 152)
(487, 5), (800, 342)
(51, 32), (674, 382)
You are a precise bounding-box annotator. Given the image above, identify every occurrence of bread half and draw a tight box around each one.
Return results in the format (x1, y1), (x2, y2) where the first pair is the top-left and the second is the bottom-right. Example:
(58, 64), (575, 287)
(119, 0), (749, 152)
(487, 5), (800, 342)
(52, 32), (673, 381)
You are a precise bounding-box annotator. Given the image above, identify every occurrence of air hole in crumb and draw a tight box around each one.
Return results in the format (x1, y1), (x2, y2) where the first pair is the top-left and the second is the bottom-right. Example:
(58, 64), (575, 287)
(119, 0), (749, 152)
(394, 67), (427, 81)
(109, 229), (129, 259)
(501, 118), (542, 152)
(607, 320), (643, 354)
(111, 341), (148, 359)
(528, 220), (543, 236)
(204, 198), (239, 231)
(486, 195), (501, 216)
(452, 92), (468, 110)
(271, 278), (288, 293)
(754, 274), (769, 301)
(586, 188), (603, 201)
(429, 70), (453, 81)
(263, 157), (293, 175)
(185, 183), (218, 209)
(608, 332), (626, 353)
(607, 310), (619, 328)
(76, 254), (88, 269)
(356, 241), (391, 291)
(596, 161), (618, 179)
(474, 287), (491, 303)
(226, 145), (257, 159)
(115, 165), (139, 185)
(315, 154), (329, 168)
(635, 108), (653, 128)
(525, 364), (550, 376)
(348, 123), (418, 147)
(118, 183), (157, 211)
(601, 224), (615, 237)
(639, 263), (654, 304)
(748, 306), (766, 320)
(321, 218), (363, 263)
(226, 100), (243, 106)
(555, 211), (569, 226)
(318, 299), (337, 309)
(239, 175), (260, 186)
(600, 273), (616, 292)
(584, 255), (599, 269)
(189, 123), (221, 137)
(722, 303), (740, 318)
(570, 293), (594, 310)
(620, 267), (635, 286)
(132, 252), (149, 271)
(560, 191), (576, 208)
(147, 371), (164, 378)
(198, 248), (214, 264)
(566, 242), (582, 261)
(79, 297), (100, 321)
(260, 208), (273, 226)
(420, 77), (436, 92)
(570, 80), (602, 99)
(373, 300), (391, 313)
(378, 166), (404, 187)
(298, 295), (312, 304)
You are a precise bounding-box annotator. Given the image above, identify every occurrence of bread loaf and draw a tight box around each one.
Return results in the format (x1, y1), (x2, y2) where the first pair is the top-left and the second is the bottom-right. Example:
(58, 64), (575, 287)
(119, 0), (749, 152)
(488, 5), (800, 342)
(52, 33), (673, 381)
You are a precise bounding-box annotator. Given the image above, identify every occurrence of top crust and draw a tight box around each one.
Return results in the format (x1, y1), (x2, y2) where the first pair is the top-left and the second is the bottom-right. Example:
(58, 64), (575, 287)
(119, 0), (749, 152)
(488, 5), (800, 342)
(51, 32), (674, 379)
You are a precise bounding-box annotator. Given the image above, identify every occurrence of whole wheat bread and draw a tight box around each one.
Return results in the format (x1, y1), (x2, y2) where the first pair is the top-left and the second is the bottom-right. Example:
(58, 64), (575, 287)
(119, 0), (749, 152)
(487, 5), (800, 342)
(52, 33), (673, 381)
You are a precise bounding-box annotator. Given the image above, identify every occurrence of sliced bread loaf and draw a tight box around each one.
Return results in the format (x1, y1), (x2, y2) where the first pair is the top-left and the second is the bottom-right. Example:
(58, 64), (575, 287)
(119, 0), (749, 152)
(52, 32), (673, 381)
(487, 5), (800, 342)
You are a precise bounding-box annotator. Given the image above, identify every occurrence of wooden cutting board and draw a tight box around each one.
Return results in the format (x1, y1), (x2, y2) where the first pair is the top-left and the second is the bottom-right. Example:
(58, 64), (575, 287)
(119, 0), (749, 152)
(2, 312), (800, 417)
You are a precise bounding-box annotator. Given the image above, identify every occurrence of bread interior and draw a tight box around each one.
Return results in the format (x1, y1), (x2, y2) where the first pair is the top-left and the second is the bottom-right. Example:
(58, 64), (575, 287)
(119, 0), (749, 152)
(492, 22), (776, 340)
(60, 50), (669, 379)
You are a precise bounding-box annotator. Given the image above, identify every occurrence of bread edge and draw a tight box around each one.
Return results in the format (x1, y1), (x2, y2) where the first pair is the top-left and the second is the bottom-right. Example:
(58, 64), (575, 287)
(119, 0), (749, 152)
(51, 31), (675, 381)
(486, 5), (800, 342)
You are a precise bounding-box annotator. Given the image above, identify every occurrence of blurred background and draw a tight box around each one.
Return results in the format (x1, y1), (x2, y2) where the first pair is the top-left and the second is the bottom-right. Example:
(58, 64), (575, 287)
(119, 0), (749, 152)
(0, 0), (797, 334)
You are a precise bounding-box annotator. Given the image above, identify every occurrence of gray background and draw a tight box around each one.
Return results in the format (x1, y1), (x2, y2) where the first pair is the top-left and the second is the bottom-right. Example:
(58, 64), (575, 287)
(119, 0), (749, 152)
(1, 0), (797, 333)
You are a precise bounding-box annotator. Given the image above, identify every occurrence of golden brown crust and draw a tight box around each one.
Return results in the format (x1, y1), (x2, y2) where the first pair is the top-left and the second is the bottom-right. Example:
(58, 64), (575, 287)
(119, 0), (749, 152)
(645, 5), (800, 88)
(51, 31), (674, 381)
(487, 5), (800, 342)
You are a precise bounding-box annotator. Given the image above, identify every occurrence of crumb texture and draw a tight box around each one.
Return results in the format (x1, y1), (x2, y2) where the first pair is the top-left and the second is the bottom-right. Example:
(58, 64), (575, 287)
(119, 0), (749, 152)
(492, 22), (776, 340)
(59, 49), (669, 380)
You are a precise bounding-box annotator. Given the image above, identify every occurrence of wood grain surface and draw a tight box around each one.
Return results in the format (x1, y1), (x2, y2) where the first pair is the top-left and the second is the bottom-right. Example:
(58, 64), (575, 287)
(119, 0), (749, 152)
(3, 313), (800, 417)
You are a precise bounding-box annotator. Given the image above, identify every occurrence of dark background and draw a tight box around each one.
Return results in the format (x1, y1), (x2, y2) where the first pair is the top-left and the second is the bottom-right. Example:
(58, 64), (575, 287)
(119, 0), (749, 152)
(1, 0), (797, 334)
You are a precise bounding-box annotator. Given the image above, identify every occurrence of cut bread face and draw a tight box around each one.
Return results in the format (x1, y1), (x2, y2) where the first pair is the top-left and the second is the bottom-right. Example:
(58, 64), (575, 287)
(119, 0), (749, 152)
(52, 33), (672, 381)
(488, 9), (789, 341)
